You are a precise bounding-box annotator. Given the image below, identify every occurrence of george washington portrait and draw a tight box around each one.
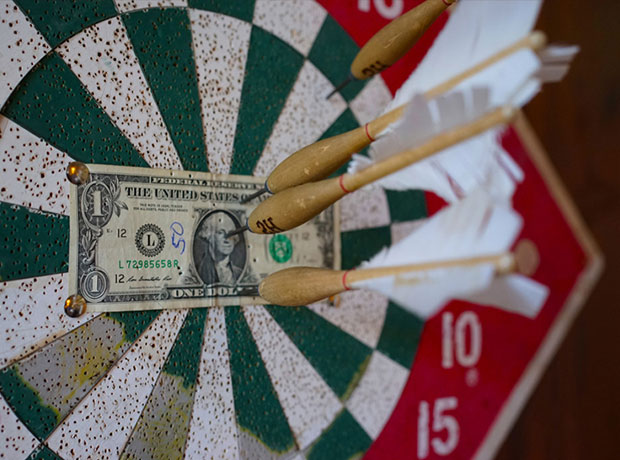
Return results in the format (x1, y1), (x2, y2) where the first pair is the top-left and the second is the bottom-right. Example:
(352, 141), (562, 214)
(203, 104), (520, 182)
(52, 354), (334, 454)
(193, 210), (246, 286)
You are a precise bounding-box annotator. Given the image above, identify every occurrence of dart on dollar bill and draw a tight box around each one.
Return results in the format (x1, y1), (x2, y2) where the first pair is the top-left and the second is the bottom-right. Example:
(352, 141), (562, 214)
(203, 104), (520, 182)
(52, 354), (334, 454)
(258, 188), (548, 318)
(65, 165), (340, 315)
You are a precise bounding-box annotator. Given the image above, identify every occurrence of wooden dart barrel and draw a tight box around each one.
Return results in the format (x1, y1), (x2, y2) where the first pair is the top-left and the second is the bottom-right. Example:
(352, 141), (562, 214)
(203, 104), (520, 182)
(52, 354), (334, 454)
(351, 0), (455, 80)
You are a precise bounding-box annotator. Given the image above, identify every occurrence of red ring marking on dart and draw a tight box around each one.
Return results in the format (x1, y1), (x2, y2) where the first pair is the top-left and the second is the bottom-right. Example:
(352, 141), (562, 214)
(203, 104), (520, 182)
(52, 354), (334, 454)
(338, 175), (351, 194)
(342, 270), (352, 290)
(364, 123), (375, 142)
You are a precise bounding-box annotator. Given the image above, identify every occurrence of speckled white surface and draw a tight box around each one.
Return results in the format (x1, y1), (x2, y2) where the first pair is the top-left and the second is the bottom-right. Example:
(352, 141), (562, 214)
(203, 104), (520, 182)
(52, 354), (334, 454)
(0, 393), (38, 459)
(346, 351), (409, 439)
(0, 2), (50, 110)
(244, 305), (342, 449)
(47, 310), (186, 460)
(0, 273), (99, 369)
(114, 0), (188, 14)
(254, 60), (346, 177)
(190, 9), (251, 174)
(390, 219), (427, 244)
(339, 187), (391, 232)
(0, 116), (71, 215)
(56, 17), (183, 170)
(185, 307), (239, 460)
(308, 290), (388, 349)
(253, 0), (327, 56)
(349, 76), (392, 125)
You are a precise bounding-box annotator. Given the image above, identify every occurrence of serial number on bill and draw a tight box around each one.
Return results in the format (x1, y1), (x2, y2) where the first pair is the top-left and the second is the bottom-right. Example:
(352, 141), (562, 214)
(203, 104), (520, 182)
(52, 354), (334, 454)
(118, 259), (180, 269)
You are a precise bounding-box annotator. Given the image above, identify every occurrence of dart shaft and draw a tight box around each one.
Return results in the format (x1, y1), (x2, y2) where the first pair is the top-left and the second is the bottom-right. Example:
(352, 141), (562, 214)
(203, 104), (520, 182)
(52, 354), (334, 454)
(347, 253), (515, 284)
(343, 106), (516, 192)
(351, 0), (455, 80)
(425, 31), (547, 98)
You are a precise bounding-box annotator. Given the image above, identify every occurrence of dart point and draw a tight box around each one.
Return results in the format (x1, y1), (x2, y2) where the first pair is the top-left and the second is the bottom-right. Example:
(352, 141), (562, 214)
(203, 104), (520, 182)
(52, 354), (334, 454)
(225, 225), (249, 239)
(240, 187), (267, 203)
(326, 74), (355, 99)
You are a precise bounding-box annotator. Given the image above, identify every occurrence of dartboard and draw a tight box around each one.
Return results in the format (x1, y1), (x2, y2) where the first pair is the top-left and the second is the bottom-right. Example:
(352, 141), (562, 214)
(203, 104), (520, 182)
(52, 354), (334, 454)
(0, 1), (601, 460)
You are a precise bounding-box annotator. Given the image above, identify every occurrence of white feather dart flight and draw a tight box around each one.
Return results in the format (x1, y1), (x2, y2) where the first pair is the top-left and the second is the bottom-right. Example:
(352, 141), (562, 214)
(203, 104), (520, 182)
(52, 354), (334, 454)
(359, 42), (579, 203)
(241, 0), (579, 201)
(385, 0), (578, 115)
(352, 0), (578, 203)
(351, 188), (549, 318)
(350, 47), (544, 202)
(258, 189), (549, 318)
(350, 128), (521, 203)
(386, 0), (543, 112)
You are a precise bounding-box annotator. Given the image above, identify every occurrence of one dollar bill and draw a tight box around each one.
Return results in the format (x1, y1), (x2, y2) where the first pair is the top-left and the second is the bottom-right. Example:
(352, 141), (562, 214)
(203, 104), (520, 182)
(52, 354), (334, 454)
(69, 165), (340, 312)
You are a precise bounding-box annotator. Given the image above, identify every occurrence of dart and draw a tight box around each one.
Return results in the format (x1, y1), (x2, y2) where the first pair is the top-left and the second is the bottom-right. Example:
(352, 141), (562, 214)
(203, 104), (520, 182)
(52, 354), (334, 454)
(241, 31), (577, 203)
(259, 189), (549, 318)
(325, 0), (457, 99)
(240, 0), (579, 203)
(244, 46), (547, 235)
(247, 104), (512, 235)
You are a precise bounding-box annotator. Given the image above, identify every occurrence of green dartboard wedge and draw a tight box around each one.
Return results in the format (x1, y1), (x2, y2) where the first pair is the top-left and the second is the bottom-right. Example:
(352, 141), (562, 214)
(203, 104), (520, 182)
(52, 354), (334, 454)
(123, 9), (208, 172)
(225, 306), (296, 456)
(1, 53), (147, 167)
(121, 309), (208, 460)
(267, 305), (372, 401)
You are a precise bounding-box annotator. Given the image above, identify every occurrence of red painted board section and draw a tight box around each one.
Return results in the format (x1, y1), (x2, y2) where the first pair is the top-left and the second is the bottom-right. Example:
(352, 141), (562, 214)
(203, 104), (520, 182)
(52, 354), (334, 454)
(364, 127), (588, 459)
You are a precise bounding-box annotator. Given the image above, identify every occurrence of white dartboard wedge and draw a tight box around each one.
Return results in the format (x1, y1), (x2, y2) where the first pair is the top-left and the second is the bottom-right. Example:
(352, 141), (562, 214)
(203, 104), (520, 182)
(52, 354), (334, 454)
(385, 0), (543, 112)
(351, 189), (530, 318)
(350, 48), (542, 202)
